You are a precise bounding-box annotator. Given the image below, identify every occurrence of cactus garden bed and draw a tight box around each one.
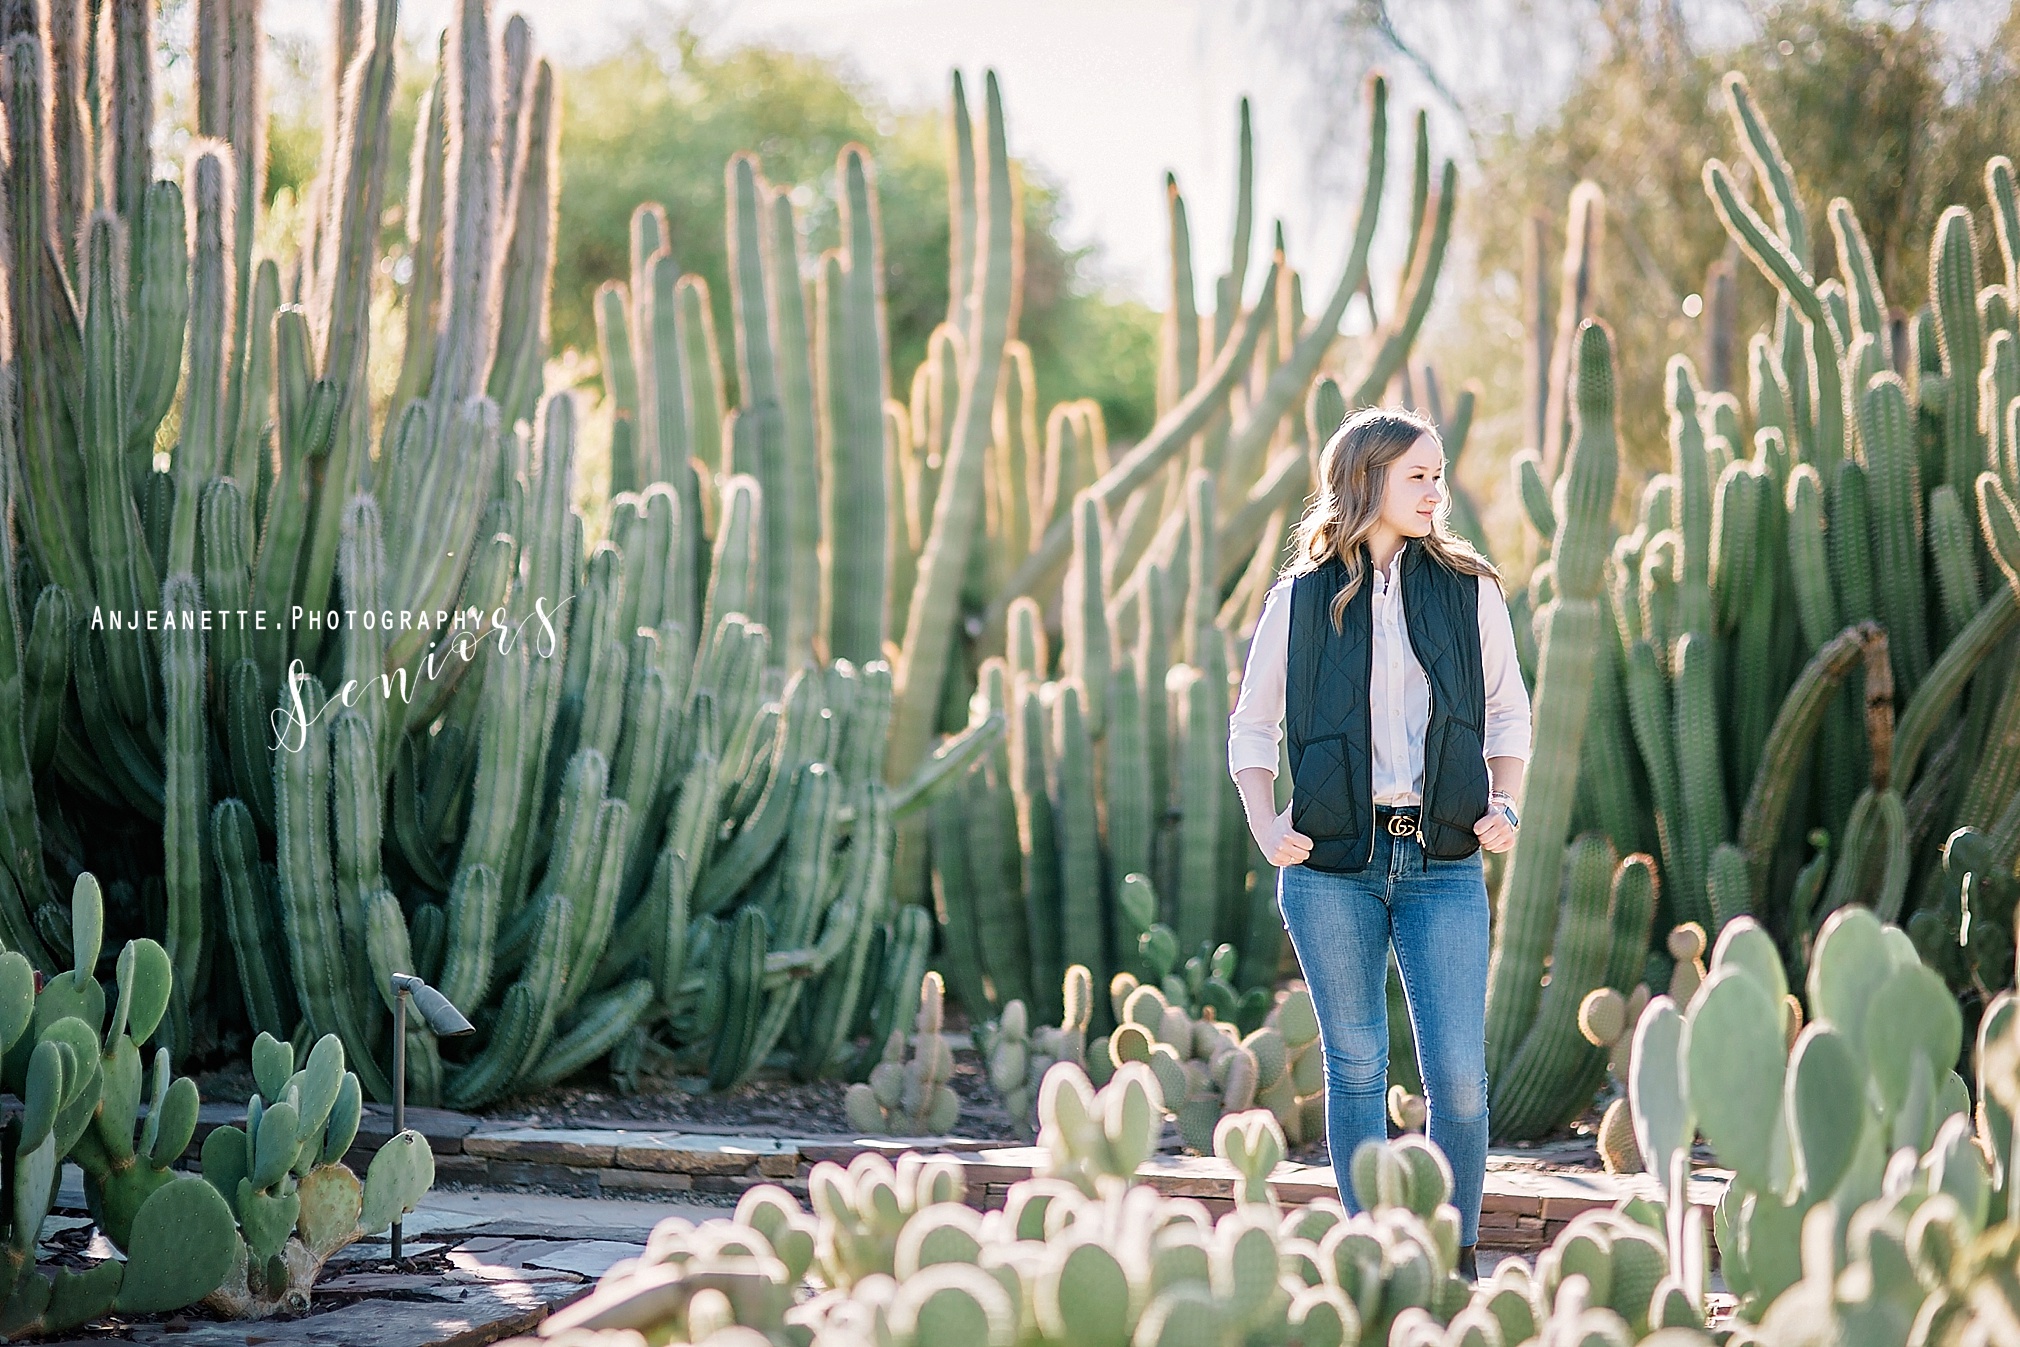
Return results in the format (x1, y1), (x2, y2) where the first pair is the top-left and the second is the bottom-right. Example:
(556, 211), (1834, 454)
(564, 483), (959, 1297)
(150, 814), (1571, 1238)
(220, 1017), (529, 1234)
(168, 1055), (1725, 1258)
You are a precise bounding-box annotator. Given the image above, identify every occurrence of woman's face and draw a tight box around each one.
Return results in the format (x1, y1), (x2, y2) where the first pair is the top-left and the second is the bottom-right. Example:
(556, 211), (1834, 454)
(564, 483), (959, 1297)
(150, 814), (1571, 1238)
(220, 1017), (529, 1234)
(1379, 434), (1446, 539)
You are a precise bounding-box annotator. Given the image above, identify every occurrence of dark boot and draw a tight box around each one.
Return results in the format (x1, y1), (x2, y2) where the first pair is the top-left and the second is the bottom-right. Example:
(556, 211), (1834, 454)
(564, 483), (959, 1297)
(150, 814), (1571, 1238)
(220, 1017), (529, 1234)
(1457, 1244), (1479, 1282)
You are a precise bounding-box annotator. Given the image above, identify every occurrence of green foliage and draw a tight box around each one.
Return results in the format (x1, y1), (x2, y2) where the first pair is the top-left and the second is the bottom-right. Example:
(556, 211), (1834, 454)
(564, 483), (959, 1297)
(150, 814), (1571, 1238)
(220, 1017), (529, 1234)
(1478, 66), (2020, 1141)
(998, 969), (1322, 1156)
(198, 1031), (435, 1316)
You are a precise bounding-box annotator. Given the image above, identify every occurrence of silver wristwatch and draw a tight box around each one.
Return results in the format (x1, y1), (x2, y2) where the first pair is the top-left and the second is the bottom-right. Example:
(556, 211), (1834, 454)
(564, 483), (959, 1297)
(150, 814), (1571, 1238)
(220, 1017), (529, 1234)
(1490, 791), (1520, 830)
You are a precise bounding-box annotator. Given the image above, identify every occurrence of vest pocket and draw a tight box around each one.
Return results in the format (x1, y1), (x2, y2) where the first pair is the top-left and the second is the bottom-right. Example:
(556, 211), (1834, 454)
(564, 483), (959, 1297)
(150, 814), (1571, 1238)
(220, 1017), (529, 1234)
(1289, 732), (1361, 841)
(1426, 720), (1491, 833)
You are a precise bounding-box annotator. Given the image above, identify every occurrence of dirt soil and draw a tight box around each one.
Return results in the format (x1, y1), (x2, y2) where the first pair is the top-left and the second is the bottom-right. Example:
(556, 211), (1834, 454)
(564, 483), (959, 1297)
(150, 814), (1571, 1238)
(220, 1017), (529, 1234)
(485, 1059), (1608, 1173)
(481, 1044), (1023, 1142)
(198, 1038), (1608, 1172)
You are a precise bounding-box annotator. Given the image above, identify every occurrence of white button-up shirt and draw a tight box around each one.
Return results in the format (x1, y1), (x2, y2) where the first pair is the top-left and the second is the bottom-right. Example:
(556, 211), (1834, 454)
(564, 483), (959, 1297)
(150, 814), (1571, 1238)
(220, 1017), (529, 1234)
(1226, 556), (1532, 803)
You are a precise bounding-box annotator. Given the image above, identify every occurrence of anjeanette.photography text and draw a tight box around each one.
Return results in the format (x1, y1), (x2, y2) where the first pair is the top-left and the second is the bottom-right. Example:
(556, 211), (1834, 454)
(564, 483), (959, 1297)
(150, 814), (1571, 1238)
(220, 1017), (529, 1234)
(90, 597), (574, 754)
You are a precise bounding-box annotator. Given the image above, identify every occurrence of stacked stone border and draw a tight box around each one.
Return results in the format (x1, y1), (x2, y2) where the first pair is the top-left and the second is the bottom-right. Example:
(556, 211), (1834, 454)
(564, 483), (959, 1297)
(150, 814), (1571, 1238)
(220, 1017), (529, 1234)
(186, 1104), (1730, 1256)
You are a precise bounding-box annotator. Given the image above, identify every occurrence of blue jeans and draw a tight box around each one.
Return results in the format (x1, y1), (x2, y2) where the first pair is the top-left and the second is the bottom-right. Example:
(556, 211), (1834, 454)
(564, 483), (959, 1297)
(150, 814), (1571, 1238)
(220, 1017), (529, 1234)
(1277, 828), (1490, 1244)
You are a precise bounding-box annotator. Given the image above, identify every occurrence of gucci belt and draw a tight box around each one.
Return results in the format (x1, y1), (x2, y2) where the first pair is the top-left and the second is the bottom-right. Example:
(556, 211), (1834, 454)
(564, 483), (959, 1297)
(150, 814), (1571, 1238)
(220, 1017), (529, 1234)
(1379, 808), (1420, 837)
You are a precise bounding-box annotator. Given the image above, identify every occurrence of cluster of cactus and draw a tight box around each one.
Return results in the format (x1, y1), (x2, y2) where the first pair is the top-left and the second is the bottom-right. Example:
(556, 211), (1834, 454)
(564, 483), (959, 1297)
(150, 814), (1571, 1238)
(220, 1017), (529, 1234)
(1484, 69), (2020, 1140)
(980, 961), (1323, 1152)
(843, 971), (962, 1136)
(0, 875), (434, 1337)
(0, 879), (238, 1336)
(520, 903), (2020, 1347)
(1098, 979), (1262, 1153)
(197, 1032), (436, 1315)
(514, 1061), (1717, 1347)
(1090, 975), (1324, 1151)
(521, 1062), (1490, 1347)
(0, 0), (994, 1106)
(230, 5), (987, 1107)
(0, 0), (1454, 1111)
(927, 75), (1462, 1032)
(1626, 902), (2020, 1339)
(16, 0), (2016, 1155)
(1121, 913), (1277, 1033)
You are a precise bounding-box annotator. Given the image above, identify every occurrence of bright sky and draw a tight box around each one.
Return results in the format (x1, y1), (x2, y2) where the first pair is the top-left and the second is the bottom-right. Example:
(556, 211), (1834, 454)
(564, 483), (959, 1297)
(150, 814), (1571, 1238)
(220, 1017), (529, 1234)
(262, 0), (1421, 308)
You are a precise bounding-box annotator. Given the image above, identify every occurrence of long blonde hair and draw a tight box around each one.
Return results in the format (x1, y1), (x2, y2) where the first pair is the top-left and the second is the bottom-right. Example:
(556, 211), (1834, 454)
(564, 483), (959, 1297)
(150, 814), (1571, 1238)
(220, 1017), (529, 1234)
(1286, 405), (1498, 631)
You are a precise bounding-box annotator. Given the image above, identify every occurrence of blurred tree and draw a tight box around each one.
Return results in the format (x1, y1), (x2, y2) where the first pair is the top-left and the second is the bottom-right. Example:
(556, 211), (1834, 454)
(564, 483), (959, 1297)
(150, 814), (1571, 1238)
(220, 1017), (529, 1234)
(259, 14), (1155, 444)
(1457, 0), (2020, 471)
(551, 23), (1157, 440)
(262, 32), (322, 207)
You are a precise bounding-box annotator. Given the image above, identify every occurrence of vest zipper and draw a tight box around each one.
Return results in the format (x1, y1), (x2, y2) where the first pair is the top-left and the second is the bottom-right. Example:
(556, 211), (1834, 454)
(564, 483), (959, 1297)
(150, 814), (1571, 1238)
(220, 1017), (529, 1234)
(1401, 549), (1434, 872)
(1419, 680), (1434, 871)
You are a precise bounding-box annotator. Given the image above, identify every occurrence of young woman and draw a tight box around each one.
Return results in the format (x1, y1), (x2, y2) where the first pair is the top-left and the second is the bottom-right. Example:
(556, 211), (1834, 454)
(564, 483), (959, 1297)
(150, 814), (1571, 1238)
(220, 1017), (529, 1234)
(1227, 406), (1531, 1281)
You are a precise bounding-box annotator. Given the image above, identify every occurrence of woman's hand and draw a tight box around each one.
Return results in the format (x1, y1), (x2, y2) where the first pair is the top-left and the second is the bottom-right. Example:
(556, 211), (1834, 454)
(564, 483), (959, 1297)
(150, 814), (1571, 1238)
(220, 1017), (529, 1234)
(1234, 768), (1308, 866)
(1474, 802), (1517, 853)
(1249, 801), (1312, 867)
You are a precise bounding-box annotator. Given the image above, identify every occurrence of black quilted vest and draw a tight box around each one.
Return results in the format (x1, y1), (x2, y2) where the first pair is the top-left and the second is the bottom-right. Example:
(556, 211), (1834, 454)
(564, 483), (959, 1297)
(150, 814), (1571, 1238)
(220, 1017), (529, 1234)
(1285, 541), (1490, 872)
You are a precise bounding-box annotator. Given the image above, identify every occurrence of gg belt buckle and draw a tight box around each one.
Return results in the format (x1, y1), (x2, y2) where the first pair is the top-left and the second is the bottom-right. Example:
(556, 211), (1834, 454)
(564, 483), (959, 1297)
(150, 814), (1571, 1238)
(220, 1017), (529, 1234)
(1385, 811), (1416, 837)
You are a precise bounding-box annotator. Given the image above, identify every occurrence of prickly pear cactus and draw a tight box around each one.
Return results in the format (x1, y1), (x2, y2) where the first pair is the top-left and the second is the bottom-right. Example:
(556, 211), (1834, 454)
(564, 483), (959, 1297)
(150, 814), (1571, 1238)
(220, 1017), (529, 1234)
(1578, 983), (1652, 1176)
(0, 877), (242, 1334)
(1249, 986), (1327, 1147)
(1664, 923), (1708, 1004)
(1115, 917), (1274, 1034)
(1095, 979), (1250, 1152)
(1388, 1082), (1429, 1133)
(1619, 904), (2020, 1334)
(972, 963), (1094, 1142)
(1579, 984), (1651, 1086)
(497, 921), (2020, 1347)
(199, 1032), (436, 1317)
(843, 971), (961, 1136)
(497, 1060), (1690, 1347)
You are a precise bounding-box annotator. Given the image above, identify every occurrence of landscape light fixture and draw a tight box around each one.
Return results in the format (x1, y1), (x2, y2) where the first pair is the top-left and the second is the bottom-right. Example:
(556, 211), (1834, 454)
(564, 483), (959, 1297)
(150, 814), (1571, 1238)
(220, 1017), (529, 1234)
(389, 973), (473, 1261)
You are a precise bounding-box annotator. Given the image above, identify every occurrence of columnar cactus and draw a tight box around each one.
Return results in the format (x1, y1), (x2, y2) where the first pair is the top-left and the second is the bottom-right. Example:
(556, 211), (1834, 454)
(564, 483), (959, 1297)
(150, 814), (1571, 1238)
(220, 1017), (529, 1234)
(1486, 321), (1652, 1140)
(1483, 74), (2020, 1142)
(20, 0), (2017, 1155)
(0, 0), (1015, 1116)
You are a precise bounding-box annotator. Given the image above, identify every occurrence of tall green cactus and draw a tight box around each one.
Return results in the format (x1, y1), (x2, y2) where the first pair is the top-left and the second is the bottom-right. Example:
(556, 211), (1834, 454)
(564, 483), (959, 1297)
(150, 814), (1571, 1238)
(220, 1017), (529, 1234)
(887, 73), (1020, 785)
(159, 574), (207, 1010)
(1486, 319), (1623, 1088)
(1492, 841), (1655, 1140)
(819, 145), (893, 668)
